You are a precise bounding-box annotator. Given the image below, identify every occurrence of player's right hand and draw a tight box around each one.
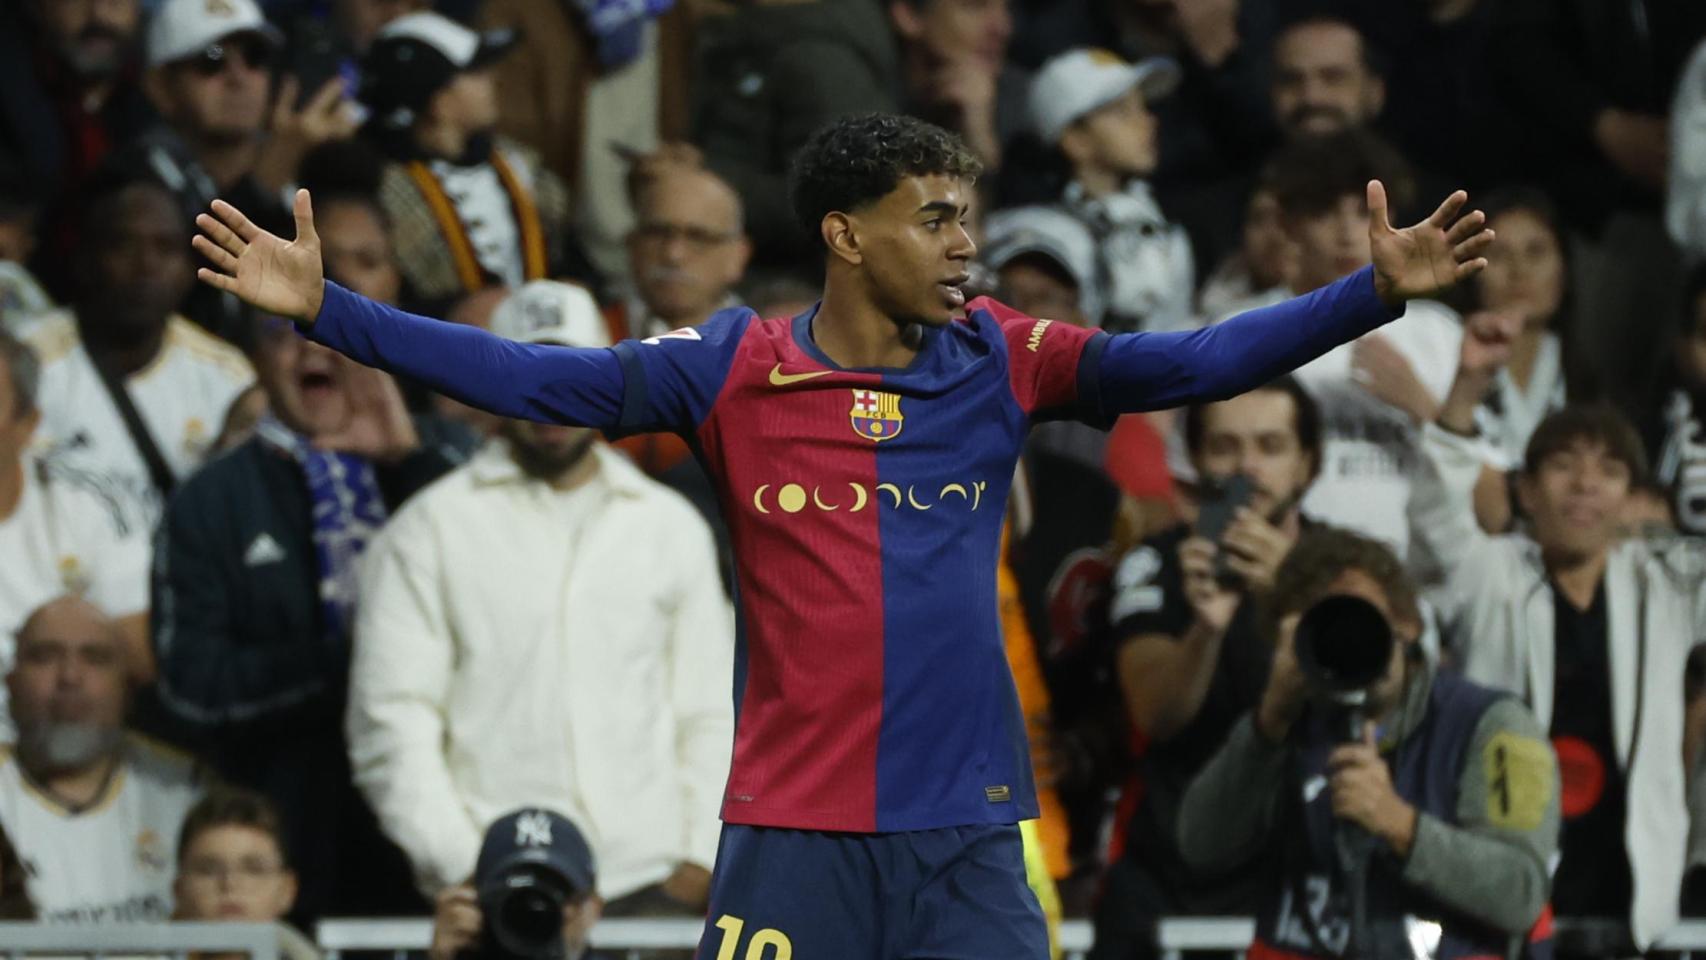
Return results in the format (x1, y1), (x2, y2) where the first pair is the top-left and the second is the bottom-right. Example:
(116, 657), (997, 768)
(193, 189), (326, 325)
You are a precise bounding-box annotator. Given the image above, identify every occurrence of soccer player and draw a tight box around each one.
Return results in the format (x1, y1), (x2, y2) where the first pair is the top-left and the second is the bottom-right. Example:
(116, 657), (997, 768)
(191, 114), (1492, 958)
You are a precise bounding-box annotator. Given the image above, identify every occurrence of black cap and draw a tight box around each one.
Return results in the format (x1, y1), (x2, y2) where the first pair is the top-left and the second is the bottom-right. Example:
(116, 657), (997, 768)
(475, 808), (597, 897)
(359, 11), (518, 131)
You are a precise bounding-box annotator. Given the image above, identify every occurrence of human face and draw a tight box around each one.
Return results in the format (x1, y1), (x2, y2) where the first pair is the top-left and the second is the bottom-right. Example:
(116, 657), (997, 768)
(502, 418), (598, 481)
(429, 70), (499, 139)
(320, 201), (402, 305)
(1242, 189), (1296, 292)
(1517, 438), (1634, 563)
(0, 361), (40, 471)
(254, 319), (354, 439)
(1288, 194), (1369, 291)
(1066, 88), (1158, 182)
(153, 35), (273, 143)
(86, 184), (192, 341)
(895, 0), (1012, 73)
(1477, 208), (1564, 329)
(997, 257), (1084, 326)
(1192, 389), (1314, 517)
(845, 174), (977, 327)
(1271, 22), (1383, 138)
(33, 0), (139, 81)
(7, 599), (126, 774)
(175, 826), (296, 922)
(628, 170), (750, 326)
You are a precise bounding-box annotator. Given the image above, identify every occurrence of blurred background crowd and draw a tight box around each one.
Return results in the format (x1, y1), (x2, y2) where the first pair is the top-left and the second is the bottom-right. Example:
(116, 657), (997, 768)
(4, 0), (1706, 957)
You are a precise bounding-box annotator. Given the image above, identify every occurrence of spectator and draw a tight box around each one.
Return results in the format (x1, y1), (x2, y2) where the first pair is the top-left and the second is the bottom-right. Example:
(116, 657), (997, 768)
(618, 163), (752, 343)
(1651, 265), (1706, 535)
(1196, 185), (1295, 323)
(349, 280), (733, 913)
(1028, 49), (1194, 334)
(890, 0), (1023, 176)
(151, 300), (455, 920)
(983, 204), (1103, 327)
(691, 0), (897, 271)
(20, 169), (253, 600)
(1417, 317), (1706, 953)
(1094, 377), (1321, 958)
(0, 596), (205, 923)
(0, 330), (149, 726)
(173, 788), (319, 960)
(476, 0), (689, 286)
(1177, 528), (1559, 959)
(1269, 16), (1384, 141)
(135, 0), (359, 344)
(1215, 131), (1463, 563)
(428, 809), (605, 960)
(359, 12), (575, 312)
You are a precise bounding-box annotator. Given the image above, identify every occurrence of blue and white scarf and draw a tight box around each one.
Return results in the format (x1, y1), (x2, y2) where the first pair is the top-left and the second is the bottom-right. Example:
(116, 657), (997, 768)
(256, 416), (388, 642)
(568, 0), (676, 68)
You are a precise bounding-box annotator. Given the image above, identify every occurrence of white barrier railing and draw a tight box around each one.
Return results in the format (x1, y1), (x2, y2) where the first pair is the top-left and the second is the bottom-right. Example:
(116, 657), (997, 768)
(0, 921), (279, 960)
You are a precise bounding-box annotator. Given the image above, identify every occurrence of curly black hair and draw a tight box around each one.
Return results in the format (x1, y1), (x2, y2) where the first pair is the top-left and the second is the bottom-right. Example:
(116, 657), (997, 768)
(788, 114), (982, 244)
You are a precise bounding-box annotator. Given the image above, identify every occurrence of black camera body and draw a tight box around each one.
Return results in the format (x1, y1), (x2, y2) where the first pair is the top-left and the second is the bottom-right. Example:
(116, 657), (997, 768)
(477, 864), (575, 960)
(1293, 594), (1395, 740)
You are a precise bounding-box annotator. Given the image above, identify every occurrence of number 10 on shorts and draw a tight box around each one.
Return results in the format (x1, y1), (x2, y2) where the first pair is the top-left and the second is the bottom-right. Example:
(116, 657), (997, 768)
(713, 915), (793, 960)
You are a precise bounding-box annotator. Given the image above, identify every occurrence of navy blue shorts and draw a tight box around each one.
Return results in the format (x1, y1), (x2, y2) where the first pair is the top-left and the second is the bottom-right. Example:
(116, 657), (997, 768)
(693, 822), (1048, 960)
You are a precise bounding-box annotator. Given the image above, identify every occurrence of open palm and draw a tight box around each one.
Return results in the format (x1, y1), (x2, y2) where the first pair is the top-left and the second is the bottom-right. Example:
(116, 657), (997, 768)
(1367, 181), (1495, 307)
(192, 189), (326, 324)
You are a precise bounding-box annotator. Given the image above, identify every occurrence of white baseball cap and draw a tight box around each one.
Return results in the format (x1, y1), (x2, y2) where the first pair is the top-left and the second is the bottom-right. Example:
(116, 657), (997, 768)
(489, 282), (610, 349)
(982, 206), (1106, 326)
(1029, 48), (1181, 145)
(145, 0), (284, 69)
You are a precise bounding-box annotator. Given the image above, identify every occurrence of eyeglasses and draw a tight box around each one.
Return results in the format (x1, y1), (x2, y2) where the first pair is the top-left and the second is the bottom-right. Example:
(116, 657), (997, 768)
(633, 222), (739, 253)
(187, 37), (272, 77)
(181, 858), (286, 886)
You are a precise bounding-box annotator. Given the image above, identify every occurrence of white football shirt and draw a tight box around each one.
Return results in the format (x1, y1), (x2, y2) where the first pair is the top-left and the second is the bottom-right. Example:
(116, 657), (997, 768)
(21, 311), (254, 546)
(0, 735), (204, 923)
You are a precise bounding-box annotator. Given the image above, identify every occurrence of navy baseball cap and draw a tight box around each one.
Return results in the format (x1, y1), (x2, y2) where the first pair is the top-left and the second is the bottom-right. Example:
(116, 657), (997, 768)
(360, 12), (518, 131)
(475, 808), (597, 897)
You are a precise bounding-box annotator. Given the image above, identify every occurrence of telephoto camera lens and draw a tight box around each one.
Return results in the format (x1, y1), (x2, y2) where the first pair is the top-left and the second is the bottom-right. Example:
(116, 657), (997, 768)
(481, 868), (571, 960)
(1293, 594), (1394, 695)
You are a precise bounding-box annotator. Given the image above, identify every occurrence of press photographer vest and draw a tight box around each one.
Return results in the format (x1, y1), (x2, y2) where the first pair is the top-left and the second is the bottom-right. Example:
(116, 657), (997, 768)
(1250, 673), (1554, 960)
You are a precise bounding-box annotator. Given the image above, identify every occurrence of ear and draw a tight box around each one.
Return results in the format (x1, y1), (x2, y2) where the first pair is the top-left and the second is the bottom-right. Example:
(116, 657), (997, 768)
(1367, 75), (1387, 117)
(821, 212), (862, 267)
(889, 0), (923, 40)
(729, 233), (754, 281)
(278, 869), (299, 915)
(1056, 126), (1090, 169)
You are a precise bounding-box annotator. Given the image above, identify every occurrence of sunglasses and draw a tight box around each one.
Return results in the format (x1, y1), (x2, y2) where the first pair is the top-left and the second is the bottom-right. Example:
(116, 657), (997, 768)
(187, 36), (272, 76)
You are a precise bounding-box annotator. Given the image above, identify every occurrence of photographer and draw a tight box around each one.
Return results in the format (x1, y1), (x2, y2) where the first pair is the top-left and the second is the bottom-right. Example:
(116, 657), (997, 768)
(429, 809), (605, 960)
(1093, 377), (1321, 958)
(1178, 528), (1560, 960)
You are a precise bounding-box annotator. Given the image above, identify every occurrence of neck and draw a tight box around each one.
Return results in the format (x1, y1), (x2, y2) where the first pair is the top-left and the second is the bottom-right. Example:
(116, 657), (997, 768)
(814, 275), (923, 369)
(416, 122), (470, 162)
(1073, 167), (1125, 200)
(546, 448), (601, 492)
(29, 750), (120, 810)
(1545, 546), (1607, 610)
(0, 459), (23, 522)
(1507, 326), (1546, 390)
(192, 134), (261, 191)
(76, 306), (166, 377)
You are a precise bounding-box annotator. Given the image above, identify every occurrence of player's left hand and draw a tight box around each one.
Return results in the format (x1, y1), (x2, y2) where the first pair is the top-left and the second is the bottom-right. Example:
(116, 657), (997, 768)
(316, 364), (419, 461)
(1368, 181), (1495, 309)
(1328, 722), (1417, 855)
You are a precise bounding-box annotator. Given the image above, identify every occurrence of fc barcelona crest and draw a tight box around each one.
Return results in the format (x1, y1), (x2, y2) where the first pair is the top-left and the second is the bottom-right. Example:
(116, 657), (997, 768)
(850, 389), (904, 442)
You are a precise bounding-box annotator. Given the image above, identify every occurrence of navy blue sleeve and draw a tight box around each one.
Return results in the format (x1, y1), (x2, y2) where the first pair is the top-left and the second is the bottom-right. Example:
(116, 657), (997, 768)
(306, 281), (627, 428)
(1084, 266), (1401, 416)
(608, 307), (755, 435)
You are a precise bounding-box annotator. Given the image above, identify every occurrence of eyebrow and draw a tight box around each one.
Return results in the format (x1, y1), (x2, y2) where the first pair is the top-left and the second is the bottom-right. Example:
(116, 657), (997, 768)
(916, 201), (967, 218)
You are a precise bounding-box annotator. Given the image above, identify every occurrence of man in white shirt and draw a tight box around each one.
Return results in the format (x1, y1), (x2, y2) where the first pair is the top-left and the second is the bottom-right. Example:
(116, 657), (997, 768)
(0, 331), (148, 730)
(0, 596), (203, 923)
(20, 169), (253, 561)
(349, 280), (734, 915)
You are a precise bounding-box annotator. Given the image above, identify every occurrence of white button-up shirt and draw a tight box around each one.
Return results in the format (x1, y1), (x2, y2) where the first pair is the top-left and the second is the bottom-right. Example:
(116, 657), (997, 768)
(348, 440), (734, 899)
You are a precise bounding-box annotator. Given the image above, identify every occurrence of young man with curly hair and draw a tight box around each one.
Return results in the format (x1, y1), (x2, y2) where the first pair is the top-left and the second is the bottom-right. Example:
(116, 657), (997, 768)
(191, 113), (1492, 957)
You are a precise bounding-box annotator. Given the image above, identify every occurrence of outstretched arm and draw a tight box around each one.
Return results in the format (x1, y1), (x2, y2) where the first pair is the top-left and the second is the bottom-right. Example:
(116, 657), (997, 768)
(194, 191), (626, 428)
(1088, 182), (1495, 414)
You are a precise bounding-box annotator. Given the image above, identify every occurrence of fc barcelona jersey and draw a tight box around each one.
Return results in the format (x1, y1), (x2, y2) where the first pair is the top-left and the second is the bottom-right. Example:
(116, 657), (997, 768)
(308, 265), (1398, 834)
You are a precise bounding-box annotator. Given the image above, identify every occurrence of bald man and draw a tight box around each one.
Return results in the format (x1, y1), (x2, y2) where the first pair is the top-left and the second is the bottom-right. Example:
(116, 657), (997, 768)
(623, 162), (753, 340)
(0, 596), (203, 922)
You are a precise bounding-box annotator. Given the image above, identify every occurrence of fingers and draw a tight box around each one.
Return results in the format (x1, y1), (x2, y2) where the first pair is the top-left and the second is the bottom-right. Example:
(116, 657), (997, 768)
(1453, 229), (1496, 262)
(192, 234), (240, 272)
(210, 198), (261, 241)
(1366, 180), (1390, 233)
(307, 75), (344, 115)
(196, 212), (246, 258)
(293, 189), (319, 247)
(1443, 208), (1486, 246)
(272, 76), (299, 128)
(1426, 189), (1469, 228)
(1453, 258), (1490, 281)
(196, 267), (239, 294)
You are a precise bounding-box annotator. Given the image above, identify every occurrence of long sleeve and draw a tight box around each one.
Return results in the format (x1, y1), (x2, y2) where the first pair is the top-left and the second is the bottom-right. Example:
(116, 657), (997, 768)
(1088, 266), (1399, 416)
(347, 509), (483, 896)
(664, 504), (737, 871)
(307, 281), (628, 427)
(1408, 423), (1503, 625)
(1402, 698), (1559, 934)
(1176, 714), (1288, 876)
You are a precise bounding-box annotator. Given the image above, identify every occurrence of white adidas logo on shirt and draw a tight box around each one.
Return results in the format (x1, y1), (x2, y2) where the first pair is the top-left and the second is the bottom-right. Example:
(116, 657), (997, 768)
(243, 533), (286, 567)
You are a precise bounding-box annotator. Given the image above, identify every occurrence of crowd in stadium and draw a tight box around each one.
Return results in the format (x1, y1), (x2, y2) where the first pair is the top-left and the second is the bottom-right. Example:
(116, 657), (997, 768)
(2, 0), (1706, 957)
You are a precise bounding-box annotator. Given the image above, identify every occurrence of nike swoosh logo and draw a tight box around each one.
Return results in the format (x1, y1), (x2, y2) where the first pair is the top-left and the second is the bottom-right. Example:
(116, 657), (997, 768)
(768, 364), (833, 387)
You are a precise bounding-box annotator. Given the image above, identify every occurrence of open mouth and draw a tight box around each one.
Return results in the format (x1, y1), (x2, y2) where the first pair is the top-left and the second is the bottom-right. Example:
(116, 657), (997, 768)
(298, 370), (336, 400)
(939, 274), (970, 308)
